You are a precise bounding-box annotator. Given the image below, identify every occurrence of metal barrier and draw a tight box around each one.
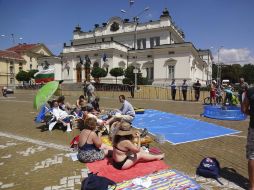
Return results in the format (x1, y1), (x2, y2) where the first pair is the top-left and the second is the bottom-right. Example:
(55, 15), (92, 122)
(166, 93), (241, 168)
(61, 84), (210, 102)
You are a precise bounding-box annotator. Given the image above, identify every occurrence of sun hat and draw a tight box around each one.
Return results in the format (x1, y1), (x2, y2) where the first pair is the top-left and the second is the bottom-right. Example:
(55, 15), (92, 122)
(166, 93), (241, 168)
(115, 122), (134, 136)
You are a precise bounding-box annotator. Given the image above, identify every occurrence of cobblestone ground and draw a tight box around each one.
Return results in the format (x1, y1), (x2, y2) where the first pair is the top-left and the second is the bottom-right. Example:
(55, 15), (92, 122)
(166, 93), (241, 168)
(0, 90), (250, 189)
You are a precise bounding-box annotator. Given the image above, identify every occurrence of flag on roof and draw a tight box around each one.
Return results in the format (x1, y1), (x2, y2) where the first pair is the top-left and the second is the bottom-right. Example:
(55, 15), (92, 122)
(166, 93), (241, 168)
(34, 68), (55, 83)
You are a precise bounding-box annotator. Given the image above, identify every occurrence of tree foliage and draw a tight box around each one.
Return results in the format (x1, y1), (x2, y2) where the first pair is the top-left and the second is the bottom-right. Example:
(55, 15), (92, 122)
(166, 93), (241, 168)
(28, 69), (39, 79)
(212, 63), (254, 84)
(109, 67), (124, 84)
(123, 65), (147, 85)
(91, 67), (107, 83)
(16, 70), (30, 82)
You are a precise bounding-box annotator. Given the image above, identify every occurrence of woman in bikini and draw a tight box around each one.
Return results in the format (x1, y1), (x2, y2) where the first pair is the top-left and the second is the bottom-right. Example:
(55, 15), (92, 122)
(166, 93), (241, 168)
(112, 121), (164, 170)
(77, 117), (112, 163)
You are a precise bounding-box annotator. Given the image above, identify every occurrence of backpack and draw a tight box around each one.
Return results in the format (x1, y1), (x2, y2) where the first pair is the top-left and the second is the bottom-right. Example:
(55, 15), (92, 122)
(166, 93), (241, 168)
(81, 172), (116, 190)
(196, 157), (223, 185)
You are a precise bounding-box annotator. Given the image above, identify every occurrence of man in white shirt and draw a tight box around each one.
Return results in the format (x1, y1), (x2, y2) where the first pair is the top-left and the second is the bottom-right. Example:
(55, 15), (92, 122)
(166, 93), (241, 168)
(50, 100), (72, 132)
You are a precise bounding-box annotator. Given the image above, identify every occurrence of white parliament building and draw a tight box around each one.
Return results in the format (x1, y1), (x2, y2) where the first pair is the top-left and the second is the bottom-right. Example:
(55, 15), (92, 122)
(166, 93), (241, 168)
(38, 8), (213, 86)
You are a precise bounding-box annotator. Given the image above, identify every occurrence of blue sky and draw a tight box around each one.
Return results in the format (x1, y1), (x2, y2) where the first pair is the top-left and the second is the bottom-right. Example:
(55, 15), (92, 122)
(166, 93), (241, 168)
(0, 0), (254, 64)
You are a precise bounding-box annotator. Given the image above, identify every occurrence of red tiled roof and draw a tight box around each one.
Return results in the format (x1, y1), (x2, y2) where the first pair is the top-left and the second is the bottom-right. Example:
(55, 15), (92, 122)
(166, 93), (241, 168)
(0, 50), (25, 61)
(7, 43), (39, 53)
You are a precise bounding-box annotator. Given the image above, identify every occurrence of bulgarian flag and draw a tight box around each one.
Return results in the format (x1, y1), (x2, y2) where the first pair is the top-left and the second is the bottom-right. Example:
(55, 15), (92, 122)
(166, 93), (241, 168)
(34, 69), (55, 83)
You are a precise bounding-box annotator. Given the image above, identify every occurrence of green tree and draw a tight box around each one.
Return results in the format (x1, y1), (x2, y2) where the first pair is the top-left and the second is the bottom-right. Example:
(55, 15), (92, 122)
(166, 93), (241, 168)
(109, 67), (124, 84)
(123, 66), (147, 85)
(212, 64), (218, 80)
(91, 67), (107, 83)
(28, 69), (39, 79)
(242, 64), (254, 84)
(16, 71), (30, 84)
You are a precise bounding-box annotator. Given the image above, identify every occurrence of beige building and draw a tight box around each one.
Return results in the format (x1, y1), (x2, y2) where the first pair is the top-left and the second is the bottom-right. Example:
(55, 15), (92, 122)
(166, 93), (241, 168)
(0, 43), (53, 88)
(40, 8), (213, 86)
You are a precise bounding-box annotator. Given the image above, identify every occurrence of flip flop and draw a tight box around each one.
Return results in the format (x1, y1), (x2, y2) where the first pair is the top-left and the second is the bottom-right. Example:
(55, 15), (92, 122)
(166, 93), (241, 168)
(140, 128), (148, 138)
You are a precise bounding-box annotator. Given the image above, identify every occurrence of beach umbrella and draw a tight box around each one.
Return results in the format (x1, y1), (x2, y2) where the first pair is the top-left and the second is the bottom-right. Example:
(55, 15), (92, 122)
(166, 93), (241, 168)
(33, 80), (62, 110)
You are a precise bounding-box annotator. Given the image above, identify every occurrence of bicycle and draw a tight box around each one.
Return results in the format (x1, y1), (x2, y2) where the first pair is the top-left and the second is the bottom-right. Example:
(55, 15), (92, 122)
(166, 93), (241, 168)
(203, 91), (224, 105)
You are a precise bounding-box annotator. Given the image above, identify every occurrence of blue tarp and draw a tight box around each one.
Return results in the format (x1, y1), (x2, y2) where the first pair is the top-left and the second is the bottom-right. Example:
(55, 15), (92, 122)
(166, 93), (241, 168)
(132, 109), (240, 145)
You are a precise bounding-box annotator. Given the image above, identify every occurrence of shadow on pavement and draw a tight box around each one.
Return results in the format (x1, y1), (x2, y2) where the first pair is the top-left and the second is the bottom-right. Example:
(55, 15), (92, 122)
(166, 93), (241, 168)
(221, 167), (249, 189)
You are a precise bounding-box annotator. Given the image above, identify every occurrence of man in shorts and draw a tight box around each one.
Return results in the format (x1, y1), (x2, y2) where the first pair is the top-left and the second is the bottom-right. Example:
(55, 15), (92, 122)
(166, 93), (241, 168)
(241, 87), (254, 189)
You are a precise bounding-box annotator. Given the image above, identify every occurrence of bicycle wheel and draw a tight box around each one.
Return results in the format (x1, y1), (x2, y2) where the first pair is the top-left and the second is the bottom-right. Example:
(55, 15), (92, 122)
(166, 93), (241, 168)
(204, 97), (211, 105)
(216, 96), (223, 105)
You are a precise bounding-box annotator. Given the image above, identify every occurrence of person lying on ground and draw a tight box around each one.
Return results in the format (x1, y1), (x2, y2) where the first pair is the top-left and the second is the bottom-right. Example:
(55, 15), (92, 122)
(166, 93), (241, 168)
(112, 121), (164, 170)
(77, 117), (112, 163)
(91, 97), (101, 113)
(76, 95), (87, 110)
(82, 104), (105, 127)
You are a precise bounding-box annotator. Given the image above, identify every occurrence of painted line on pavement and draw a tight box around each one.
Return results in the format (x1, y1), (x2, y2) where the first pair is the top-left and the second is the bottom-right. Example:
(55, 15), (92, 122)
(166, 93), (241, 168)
(0, 131), (71, 152)
(0, 99), (31, 103)
(228, 134), (247, 138)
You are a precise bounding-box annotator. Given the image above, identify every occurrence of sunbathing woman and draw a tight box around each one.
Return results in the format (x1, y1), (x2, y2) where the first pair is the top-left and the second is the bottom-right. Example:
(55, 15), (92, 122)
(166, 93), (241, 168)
(76, 95), (87, 109)
(77, 117), (112, 163)
(112, 121), (164, 170)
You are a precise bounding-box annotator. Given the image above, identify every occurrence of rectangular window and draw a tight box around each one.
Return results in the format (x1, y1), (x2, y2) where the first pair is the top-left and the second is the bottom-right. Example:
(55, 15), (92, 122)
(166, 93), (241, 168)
(137, 38), (146, 49)
(146, 67), (154, 80)
(168, 65), (175, 79)
(150, 67), (154, 80)
(9, 66), (14, 74)
(150, 37), (160, 48)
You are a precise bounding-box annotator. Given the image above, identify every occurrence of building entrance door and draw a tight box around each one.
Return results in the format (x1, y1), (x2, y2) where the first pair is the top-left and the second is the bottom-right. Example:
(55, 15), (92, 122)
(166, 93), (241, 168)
(76, 65), (82, 83)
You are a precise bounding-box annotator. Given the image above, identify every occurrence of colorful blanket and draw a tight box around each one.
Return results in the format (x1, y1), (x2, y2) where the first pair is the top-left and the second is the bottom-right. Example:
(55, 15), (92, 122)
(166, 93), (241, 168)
(86, 158), (169, 183)
(112, 169), (200, 190)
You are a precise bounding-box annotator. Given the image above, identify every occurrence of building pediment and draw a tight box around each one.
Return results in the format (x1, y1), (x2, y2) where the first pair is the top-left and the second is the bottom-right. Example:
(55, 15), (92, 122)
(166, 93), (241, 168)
(107, 17), (123, 26)
(164, 58), (177, 66)
(106, 17), (123, 33)
(142, 61), (154, 69)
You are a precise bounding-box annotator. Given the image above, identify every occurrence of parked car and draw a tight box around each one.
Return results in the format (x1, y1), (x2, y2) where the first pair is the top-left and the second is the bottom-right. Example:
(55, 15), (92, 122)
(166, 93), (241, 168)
(6, 88), (14, 94)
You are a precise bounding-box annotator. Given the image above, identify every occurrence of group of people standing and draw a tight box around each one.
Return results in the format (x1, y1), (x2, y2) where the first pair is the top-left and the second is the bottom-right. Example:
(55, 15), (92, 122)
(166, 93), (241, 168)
(170, 79), (201, 101)
(170, 77), (249, 104)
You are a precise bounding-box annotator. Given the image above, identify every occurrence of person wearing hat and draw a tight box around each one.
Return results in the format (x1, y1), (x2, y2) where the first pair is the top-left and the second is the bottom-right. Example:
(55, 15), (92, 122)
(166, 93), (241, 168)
(181, 79), (188, 101)
(112, 121), (164, 170)
(77, 117), (112, 163)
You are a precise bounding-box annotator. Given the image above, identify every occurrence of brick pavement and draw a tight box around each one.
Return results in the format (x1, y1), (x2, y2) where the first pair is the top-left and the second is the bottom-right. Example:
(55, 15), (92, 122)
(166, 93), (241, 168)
(0, 90), (250, 189)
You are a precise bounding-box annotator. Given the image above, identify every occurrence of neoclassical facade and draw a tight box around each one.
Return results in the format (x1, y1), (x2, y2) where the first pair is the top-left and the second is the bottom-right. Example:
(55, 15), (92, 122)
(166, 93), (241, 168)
(42, 8), (213, 86)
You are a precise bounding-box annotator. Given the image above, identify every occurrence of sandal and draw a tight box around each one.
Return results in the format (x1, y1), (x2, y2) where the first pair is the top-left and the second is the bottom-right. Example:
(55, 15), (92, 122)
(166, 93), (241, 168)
(140, 128), (148, 138)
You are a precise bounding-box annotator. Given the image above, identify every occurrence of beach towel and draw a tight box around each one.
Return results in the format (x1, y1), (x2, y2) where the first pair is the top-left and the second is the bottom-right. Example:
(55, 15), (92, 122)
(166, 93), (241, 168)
(113, 169), (200, 190)
(86, 158), (169, 183)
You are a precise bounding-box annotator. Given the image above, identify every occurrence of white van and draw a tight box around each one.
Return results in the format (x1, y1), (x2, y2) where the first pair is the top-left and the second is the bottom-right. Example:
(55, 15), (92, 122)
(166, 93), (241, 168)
(222, 79), (230, 86)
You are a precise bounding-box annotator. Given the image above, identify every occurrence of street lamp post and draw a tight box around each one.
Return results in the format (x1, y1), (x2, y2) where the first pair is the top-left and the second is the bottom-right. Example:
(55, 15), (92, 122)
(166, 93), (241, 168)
(0, 34), (23, 45)
(133, 68), (138, 91)
(216, 46), (223, 89)
(121, 7), (149, 92)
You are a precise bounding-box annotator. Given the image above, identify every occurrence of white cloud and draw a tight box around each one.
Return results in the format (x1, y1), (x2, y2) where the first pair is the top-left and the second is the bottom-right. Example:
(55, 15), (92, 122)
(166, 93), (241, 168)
(213, 48), (254, 65)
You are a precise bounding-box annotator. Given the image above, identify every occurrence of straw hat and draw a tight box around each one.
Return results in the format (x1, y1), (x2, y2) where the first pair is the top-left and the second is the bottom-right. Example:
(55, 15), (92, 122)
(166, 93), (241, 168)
(115, 122), (134, 136)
